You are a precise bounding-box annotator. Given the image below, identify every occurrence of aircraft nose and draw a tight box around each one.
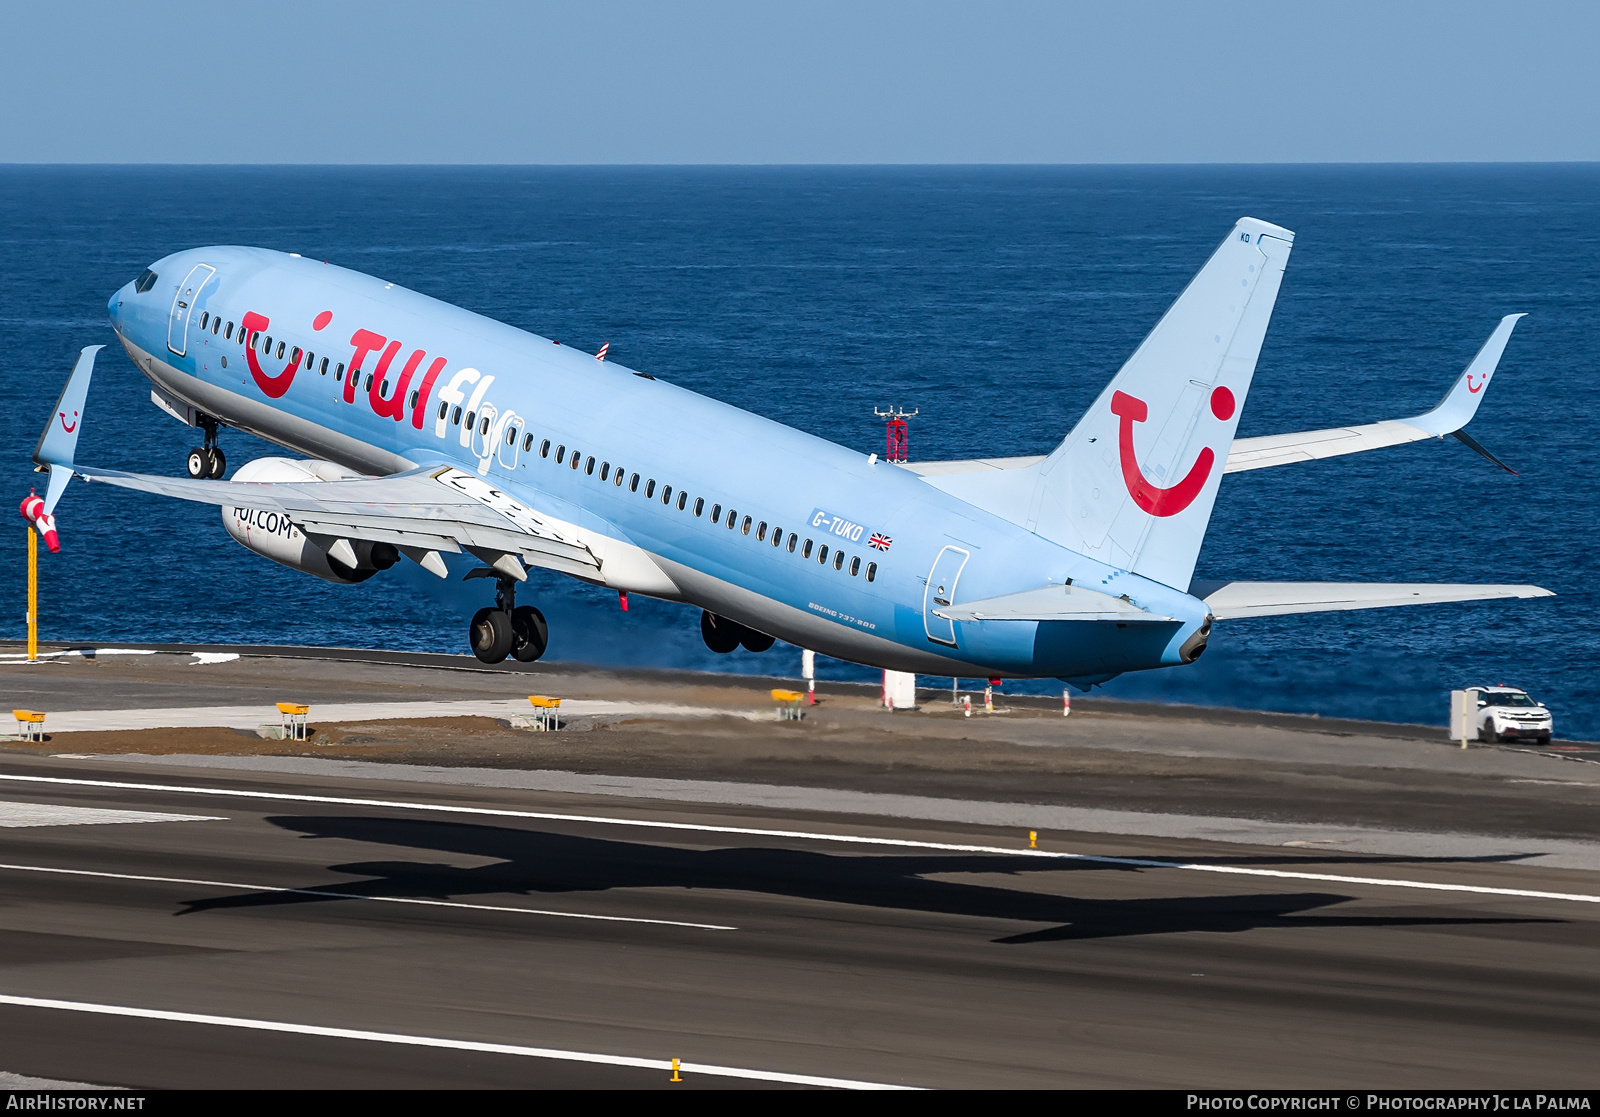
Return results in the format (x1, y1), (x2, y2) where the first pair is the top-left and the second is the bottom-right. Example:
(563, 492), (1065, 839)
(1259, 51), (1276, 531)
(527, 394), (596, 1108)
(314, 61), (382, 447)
(107, 286), (124, 330)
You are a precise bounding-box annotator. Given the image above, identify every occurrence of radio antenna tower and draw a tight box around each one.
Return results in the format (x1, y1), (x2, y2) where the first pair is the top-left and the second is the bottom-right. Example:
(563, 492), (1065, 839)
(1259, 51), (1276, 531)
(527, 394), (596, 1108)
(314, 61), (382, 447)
(874, 406), (918, 463)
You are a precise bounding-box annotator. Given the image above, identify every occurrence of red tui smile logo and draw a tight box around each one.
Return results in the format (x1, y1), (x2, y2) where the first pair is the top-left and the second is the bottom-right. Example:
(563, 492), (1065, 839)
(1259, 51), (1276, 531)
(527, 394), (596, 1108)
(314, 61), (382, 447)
(1111, 389), (1228, 518)
(58, 410), (78, 433)
(1466, 373), (1487, 394)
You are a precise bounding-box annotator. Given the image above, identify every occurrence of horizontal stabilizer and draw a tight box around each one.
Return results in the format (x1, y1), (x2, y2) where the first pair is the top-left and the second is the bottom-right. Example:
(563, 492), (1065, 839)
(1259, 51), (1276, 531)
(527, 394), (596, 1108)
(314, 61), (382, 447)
(1191, 580), (1553, 620)
(934, 584), (1177, 623)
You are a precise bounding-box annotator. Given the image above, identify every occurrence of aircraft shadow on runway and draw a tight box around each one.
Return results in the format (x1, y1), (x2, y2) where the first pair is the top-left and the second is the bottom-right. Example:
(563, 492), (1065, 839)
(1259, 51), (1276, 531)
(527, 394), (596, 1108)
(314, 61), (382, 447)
(169, 815), (1562, 944)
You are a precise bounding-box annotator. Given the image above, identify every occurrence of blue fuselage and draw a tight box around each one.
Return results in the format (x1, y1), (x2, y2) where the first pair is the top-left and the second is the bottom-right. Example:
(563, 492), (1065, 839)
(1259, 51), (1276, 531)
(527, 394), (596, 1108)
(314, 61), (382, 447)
(108, 246), (1210, 679)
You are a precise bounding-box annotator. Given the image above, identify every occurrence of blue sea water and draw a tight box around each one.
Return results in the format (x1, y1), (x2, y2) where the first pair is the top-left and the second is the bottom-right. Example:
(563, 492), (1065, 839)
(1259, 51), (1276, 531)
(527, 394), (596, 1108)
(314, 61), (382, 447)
(1, 166), (1596, 734)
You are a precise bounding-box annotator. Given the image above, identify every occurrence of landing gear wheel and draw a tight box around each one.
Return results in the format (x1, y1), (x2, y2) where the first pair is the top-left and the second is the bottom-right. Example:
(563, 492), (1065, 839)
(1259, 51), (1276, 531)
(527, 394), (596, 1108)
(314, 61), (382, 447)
(187, 449), (208, 479)
(701, 610), (742, 654)
(740, 630), (775, 653)
(206, 447), (226, 479)
(511, 605), (548, 663)
(469, 607), (514, 664)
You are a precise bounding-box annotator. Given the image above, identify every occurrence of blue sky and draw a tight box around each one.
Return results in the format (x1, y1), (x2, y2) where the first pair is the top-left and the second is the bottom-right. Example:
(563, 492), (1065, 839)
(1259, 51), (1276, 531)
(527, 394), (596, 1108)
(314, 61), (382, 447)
(4, 1), (1595, 163)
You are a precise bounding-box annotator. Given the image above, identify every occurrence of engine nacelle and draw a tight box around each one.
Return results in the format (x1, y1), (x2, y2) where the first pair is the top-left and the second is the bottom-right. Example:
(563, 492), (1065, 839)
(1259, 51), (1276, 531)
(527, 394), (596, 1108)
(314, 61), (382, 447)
(221, 458), (398, 584)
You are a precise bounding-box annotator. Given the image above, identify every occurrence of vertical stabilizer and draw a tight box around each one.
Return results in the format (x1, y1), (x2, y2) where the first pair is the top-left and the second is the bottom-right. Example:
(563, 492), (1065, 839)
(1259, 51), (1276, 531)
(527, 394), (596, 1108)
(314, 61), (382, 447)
(1026, 219), (1294, 589)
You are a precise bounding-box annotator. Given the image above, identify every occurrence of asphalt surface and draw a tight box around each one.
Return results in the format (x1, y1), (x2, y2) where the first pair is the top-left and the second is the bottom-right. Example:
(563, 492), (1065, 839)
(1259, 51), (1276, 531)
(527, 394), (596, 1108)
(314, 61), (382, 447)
(1, 647), (1598, 1088)
(0, 753), (1598, 1089)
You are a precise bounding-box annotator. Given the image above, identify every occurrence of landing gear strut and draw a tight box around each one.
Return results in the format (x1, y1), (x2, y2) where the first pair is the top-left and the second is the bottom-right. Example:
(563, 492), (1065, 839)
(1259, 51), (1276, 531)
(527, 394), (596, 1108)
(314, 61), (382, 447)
(186, 415), (226, 480)
(469, 573), (548, 665)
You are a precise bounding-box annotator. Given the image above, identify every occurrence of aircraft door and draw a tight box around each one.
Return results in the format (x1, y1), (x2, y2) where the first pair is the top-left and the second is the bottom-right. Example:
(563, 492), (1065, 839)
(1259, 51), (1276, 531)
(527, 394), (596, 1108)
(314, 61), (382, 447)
(922, 545), (970, 647)
(167, 263), (215, 357)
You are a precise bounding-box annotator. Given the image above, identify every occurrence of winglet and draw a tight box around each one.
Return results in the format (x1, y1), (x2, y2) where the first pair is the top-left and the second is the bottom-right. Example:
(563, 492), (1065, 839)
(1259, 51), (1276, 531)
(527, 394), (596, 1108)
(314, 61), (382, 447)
(33, 345), (102, 470)
(1405, 314), (1525, 437)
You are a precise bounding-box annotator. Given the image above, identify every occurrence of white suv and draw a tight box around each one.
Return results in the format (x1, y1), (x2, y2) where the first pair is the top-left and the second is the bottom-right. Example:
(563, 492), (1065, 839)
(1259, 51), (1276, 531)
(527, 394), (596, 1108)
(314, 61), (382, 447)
(1470, 686), (1553, 744)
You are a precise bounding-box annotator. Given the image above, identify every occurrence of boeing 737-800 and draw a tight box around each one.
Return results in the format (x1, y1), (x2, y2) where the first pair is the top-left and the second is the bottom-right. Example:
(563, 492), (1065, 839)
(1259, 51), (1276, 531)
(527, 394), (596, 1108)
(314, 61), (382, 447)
(28, 217), (1550, 685)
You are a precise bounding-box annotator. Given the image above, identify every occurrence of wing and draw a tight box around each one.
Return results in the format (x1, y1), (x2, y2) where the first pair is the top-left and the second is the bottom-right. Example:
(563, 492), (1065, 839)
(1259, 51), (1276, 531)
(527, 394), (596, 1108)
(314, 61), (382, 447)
(1190, 580), (1553, 620)
(1223, 314), (1524, 473)
(68, 462), (601, 580)
(900, 315), (1525, 480)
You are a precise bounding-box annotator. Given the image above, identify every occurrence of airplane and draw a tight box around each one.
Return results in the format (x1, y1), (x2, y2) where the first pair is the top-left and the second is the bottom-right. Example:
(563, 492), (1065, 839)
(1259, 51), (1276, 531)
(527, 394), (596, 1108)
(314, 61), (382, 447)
(27, 217), (1551, 687)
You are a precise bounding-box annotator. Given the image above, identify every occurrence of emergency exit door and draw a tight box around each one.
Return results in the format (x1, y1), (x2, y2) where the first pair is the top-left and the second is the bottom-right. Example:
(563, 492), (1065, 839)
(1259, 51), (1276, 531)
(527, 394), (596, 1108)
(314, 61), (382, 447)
(923, 545), (970, 647)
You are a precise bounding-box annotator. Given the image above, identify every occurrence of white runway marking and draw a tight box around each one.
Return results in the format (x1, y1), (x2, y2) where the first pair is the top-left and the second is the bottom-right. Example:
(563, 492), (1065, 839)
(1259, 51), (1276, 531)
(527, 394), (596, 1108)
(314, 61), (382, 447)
(0, 800), (220, 828)
(3, 772), (1598, 907)
(0, 994), (914, 1089)
(0, 862), (733, 931)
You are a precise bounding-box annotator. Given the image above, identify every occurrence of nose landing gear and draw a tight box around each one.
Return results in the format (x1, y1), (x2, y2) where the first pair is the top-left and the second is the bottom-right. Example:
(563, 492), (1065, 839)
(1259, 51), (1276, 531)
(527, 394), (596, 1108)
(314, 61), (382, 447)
(469, 572), (548, 664)
(186, 414), (227, 479)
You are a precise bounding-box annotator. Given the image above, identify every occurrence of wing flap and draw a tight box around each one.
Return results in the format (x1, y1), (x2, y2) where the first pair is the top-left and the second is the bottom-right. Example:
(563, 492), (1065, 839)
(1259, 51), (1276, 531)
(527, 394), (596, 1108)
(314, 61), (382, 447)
(1193, 580), (1554, 620)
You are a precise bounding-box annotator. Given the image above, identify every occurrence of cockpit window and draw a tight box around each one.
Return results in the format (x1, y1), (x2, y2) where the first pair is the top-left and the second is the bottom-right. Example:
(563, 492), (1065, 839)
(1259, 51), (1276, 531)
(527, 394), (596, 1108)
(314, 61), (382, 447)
(134, 269), (158, 294)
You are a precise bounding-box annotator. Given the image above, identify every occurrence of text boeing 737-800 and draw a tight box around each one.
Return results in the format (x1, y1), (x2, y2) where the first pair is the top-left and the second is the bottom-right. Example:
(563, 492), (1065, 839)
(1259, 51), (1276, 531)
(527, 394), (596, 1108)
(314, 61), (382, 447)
(28, 218), (1551, 684)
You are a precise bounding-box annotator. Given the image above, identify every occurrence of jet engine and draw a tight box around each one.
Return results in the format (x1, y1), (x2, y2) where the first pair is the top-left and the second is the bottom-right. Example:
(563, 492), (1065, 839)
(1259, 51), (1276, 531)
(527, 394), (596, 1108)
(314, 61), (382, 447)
(220, 457), (398, 584)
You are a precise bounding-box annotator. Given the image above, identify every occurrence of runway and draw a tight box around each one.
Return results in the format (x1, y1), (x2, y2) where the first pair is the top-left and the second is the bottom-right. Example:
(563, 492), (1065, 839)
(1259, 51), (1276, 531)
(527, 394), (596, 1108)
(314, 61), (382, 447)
(1, 753), (1598, 1088)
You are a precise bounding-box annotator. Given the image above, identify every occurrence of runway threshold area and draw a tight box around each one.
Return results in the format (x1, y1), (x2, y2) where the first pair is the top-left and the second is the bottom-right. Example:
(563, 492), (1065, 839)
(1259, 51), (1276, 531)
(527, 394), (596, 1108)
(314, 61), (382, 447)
(0, 763), (1597, 1089)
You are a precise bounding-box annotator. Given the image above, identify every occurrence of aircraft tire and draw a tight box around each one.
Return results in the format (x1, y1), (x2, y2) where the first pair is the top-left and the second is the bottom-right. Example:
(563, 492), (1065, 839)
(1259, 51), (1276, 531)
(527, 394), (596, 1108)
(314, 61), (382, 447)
(739, 630), (775, 653)
(206, 447), (227, 479)
(186, 449), (208, 479)
(700, 610), (742, 654)
(511, 605), (548, 663)
(469, 607), (513, 664)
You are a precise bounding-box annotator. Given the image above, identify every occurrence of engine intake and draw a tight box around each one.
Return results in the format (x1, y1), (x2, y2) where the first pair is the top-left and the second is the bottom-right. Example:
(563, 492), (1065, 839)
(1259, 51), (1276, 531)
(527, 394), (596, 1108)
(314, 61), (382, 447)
(221, 457), (396, 584)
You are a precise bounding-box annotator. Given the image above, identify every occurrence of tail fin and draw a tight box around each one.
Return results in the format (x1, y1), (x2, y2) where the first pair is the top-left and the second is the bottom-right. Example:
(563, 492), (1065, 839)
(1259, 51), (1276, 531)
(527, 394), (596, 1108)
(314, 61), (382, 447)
(1027, 218), (1294, 589)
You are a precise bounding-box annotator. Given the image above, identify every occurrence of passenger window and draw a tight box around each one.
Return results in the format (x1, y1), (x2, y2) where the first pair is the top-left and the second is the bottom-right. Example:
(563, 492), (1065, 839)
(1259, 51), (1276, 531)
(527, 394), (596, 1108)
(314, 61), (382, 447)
(291, 346), (301, 363)
(630, 473), (640, 492)
(677, 491), (688, 511)
(818, 544), (829, 564)
(200, 313), (209, 330)
(336, 363), (345, 381)
(527, 435), (538, 453)
(787, 533), (797, 553)
(850, 556), (860, 576)
(756, 522), (767, 542)
(452, 406), (462, 424)
(305, 351), (313, 367)
(277, 341), (286, 359)
(438, 401), (449, 420)
(866, 562), (877, 582)
(614, 468), (625, 487)
(741, 516), (752, 535)
(506, 427), (518, 447)
(540, 440), (550, 458)
(555, 445), (565, 463)
(802, 539), (813, 558)
(410, 390), (420, 409)
(213, 317), (221, 334)
(726, 510), (737, 529)
(467, 411), (477, 430)
(321, 358), (330, 375)
(599, 462), (609, 480)
(772, 527), (783, 547)
(586, 456), (595, 475)
(660, 485), (672, 503)
(710, 504), (721, 521)
(694, 498), (704, 517)
(225, 322), (233, 339)
(834, 551), (845, 570)
(368, 375), (376, 393)
(481, 415), (491, 435)
(645, 479), (656, 498)
(570, 452), (581, 470)
(261, 335), (270, 352)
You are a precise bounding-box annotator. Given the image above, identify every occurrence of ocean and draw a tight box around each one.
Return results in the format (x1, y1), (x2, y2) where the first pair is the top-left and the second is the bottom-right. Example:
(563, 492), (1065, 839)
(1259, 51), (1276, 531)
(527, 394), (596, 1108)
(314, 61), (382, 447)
(1, 165), (1595, 734)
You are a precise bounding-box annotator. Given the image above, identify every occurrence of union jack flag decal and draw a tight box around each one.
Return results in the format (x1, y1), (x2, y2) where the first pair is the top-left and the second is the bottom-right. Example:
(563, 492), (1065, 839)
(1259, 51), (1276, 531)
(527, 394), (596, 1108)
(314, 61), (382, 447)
(868, 532), (892, 551)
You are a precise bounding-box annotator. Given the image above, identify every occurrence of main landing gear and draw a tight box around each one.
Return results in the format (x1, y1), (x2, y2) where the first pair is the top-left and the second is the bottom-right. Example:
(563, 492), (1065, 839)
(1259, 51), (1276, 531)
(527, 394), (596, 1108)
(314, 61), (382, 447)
(469, 573), (548, 665)
(701, 610), (775, 654)
(186, 415), (226, 480)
